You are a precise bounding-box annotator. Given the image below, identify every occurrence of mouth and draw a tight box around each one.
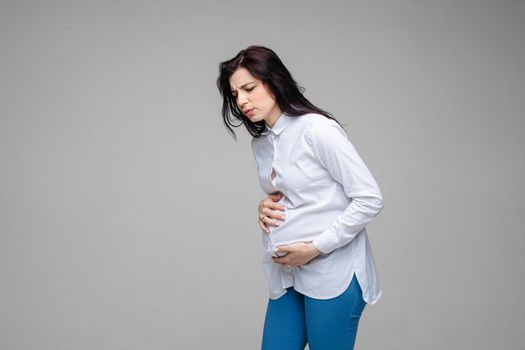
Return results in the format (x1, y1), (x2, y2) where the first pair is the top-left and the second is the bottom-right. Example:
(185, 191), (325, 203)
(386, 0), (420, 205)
(244, 108), (255, 115)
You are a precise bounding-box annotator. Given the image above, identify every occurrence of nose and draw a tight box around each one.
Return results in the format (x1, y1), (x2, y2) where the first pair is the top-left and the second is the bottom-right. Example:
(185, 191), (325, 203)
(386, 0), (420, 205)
(237, 91), (249, 108)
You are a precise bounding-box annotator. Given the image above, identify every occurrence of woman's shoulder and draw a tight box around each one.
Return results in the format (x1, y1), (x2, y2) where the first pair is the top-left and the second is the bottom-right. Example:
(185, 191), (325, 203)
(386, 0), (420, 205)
(296, 112), (341, 130)
(299, 113), (346, 141)
(307, 112), (340, 124)
(286, 112), (335, 133)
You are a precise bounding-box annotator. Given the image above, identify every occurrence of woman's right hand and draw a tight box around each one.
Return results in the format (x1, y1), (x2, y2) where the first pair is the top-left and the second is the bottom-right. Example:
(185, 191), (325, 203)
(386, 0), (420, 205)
(258, 192), (286, 234)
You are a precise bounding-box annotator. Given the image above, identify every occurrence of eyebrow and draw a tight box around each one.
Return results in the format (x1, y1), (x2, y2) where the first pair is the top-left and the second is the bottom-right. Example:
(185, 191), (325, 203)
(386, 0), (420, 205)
(231, 82), (255, 94)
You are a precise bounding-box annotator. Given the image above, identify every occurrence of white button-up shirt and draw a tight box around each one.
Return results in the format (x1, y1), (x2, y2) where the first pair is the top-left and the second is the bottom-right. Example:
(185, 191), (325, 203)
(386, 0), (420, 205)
(251, 112), (384, 303)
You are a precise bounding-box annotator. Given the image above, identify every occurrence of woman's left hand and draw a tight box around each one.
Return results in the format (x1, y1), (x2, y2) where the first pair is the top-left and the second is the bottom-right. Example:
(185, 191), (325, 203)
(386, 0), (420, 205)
(272, 242), (321, 267)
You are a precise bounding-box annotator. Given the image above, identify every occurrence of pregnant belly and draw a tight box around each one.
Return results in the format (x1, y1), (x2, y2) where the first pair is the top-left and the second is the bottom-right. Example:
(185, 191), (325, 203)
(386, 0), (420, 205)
(262, 191), (346, 252)
(265, 207), (337, 248)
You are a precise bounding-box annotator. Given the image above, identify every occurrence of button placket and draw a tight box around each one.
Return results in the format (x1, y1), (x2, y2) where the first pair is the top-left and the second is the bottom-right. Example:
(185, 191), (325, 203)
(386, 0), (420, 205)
(266, 133), (279, 246)
(270, 134), (278, 185)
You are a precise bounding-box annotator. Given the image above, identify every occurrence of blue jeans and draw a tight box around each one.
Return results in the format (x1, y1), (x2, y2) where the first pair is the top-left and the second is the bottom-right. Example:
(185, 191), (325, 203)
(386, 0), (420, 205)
(261, 274), (366, 350)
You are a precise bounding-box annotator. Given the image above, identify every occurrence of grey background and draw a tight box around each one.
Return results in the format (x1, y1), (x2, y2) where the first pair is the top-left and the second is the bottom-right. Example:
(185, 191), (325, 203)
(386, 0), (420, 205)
(1, 0), (524, 349)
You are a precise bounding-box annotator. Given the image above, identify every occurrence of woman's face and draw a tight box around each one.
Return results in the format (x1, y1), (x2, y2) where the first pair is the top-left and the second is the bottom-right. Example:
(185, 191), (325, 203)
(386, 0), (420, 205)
(229, 67), (283, 128)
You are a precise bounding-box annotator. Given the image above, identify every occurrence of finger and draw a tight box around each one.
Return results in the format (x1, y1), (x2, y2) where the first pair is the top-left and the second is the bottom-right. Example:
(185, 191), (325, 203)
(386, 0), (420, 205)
(262, 197), (285, 211)
(270, 201), (284, 210)
(269, 197), (284, 208)
(272, 257), (289, 266)
(264, 198), (283, 209)
(261, 203), (285, 216)
(262, 202), (280, 215)
(265, 219), (281, 227)
(261, 210), (282, 227)
(270, 192), (283, 200)
(262, 218), (281, 227)
(276, 259), (298, 268)
(259, 216), (281, 230)
(269, 201), (286, 212)
(270, 209), (286, 220)
(262, 208), (286, 222)
(275, 245), (291, 253)
(258, 219), (269, 234)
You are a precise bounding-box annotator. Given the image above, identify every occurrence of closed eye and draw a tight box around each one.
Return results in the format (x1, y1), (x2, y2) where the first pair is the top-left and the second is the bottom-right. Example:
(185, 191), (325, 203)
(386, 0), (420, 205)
(231, 84), (256, 97)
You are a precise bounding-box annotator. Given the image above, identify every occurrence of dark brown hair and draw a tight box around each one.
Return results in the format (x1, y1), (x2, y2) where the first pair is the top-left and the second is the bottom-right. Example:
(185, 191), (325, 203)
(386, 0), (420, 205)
(217, 45), (342, 139)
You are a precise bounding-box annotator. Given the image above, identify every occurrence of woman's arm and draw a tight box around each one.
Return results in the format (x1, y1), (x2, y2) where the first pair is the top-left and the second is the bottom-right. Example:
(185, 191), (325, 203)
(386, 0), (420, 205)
(306, 118), (384, 255)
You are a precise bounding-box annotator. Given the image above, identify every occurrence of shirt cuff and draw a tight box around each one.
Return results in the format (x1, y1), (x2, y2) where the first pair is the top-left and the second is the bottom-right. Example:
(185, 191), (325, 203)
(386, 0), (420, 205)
(312, 227), (340, 255)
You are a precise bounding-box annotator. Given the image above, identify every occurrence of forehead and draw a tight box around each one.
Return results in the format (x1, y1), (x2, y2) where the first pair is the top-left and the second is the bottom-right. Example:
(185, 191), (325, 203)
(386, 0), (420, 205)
(229, 67), (258, 89)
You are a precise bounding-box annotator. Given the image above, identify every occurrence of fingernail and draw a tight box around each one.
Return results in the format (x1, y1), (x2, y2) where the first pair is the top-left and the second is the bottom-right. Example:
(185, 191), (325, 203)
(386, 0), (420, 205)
(275, 222), (280, 226)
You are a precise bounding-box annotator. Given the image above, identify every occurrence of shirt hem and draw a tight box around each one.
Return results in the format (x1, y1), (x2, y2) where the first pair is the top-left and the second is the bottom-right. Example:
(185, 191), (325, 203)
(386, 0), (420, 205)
(267, 270), (383, 304)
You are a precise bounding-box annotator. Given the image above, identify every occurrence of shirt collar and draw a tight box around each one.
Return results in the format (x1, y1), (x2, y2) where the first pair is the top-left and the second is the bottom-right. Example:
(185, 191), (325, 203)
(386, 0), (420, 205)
(261, 112), (291, 136)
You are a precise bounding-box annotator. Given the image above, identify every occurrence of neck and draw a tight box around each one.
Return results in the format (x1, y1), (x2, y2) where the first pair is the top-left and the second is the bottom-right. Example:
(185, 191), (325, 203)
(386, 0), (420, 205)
(265, 108), (283, 129)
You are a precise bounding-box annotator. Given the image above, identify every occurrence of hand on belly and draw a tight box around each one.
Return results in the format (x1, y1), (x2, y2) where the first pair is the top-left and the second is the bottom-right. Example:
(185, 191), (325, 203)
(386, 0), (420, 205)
(271, 242), (321, 268)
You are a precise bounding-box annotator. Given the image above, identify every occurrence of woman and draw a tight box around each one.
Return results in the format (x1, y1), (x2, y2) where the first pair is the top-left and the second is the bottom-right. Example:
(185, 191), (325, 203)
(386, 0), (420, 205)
(217, 45), (384, 350)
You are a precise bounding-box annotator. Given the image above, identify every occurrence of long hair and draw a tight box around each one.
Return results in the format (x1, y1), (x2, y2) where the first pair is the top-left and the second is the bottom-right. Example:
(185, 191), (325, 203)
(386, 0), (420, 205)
(217, 45), (343, 139)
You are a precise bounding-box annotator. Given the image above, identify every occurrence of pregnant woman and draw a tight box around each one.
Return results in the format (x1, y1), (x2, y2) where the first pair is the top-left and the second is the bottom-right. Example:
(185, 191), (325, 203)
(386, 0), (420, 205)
(217, 45), (384, 350)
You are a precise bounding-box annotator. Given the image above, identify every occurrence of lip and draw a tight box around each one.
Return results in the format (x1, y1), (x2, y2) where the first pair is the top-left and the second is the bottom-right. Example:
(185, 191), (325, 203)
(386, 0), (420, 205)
(244, 108), (255, 115)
